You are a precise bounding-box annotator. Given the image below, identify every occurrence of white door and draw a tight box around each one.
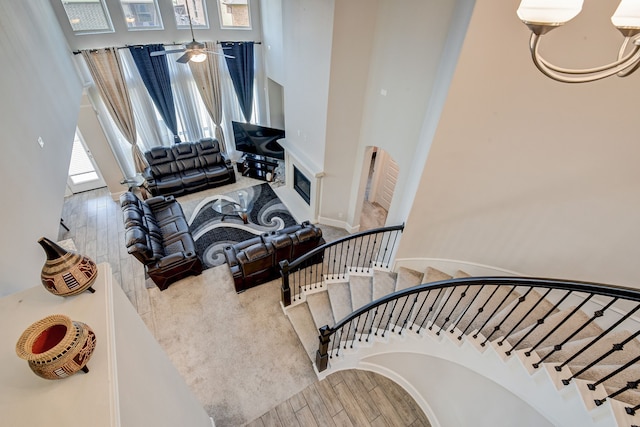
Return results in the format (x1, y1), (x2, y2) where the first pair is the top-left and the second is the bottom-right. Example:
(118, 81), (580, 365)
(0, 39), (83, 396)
(67, 129), (106, 194)
(370, 150), (399, 211)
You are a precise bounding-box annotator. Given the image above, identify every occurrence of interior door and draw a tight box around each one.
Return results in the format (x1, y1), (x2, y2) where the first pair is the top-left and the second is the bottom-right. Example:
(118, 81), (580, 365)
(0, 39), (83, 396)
(67, 129), (106, 194)
(370, 150), (399, 211)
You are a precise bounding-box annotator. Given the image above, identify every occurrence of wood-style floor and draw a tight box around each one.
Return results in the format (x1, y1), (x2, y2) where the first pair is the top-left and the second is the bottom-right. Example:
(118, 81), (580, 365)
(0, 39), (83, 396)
(246, 369), (431, 427)
(59, 187), (430, 427)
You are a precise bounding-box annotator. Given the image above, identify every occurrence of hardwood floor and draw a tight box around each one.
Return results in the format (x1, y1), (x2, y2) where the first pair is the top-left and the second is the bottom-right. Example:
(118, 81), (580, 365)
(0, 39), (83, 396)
(59, 187), (430, 427)
(58, 187), (154, 331)
(246, 370), (431, 427)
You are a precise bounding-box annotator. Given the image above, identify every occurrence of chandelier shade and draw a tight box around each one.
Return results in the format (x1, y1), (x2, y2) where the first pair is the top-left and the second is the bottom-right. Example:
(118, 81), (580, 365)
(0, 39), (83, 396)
(517, 0), (640, 82)
(516, 0), (583, 28)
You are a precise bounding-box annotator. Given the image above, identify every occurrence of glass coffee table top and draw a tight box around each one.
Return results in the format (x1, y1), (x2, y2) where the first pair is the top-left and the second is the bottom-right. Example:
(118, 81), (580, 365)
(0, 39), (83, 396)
(212, 190), (250, 224)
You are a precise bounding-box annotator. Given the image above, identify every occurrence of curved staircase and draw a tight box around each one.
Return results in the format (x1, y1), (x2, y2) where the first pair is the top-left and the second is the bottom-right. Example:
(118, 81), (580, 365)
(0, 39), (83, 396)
(282, 262), (640, 427)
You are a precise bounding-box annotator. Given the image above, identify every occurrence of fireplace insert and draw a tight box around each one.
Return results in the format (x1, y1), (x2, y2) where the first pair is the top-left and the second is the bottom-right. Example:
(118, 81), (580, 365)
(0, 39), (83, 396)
(293, 166), (311, 205)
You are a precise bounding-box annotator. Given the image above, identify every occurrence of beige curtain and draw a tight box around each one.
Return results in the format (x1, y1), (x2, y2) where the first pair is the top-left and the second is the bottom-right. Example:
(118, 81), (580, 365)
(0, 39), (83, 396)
(81, 48), (148, 173)
(189, 41), (227, 152)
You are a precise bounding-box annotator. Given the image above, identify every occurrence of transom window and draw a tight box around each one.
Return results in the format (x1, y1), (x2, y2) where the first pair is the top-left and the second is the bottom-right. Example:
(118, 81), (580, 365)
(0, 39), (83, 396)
(173, 0), (209, 29)
(217, 0), (251, 29)
(119, 0), (163, 30)
(60, 0), (114, 34)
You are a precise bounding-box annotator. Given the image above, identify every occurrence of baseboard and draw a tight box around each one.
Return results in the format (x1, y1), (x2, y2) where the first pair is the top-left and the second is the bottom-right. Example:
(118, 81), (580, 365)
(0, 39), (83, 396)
(317, 216), (359, 233)
(110, 190), (127, 202)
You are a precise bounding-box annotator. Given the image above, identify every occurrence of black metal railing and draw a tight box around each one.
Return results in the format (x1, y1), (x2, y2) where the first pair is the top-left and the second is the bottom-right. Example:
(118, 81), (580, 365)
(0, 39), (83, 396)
(279, 224), (404, 307)
(313, 276), (640, 416)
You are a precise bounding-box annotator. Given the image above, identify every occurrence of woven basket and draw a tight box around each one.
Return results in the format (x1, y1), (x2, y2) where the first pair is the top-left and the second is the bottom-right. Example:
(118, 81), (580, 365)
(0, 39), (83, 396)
(15, 314), (96, 380)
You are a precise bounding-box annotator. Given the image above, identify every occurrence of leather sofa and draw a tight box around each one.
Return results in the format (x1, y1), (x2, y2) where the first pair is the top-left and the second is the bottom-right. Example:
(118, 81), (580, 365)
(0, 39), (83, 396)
(120, 191), (202, 290)
(223, 221), (325, 293)
(143, 138), (236, 197)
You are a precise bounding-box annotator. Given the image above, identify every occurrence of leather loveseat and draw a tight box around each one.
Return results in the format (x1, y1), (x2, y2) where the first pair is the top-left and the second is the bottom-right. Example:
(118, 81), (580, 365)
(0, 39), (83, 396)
(143, 138), (235, 197)
(223, 221), (325, 293)
(120, 191), (202, 290)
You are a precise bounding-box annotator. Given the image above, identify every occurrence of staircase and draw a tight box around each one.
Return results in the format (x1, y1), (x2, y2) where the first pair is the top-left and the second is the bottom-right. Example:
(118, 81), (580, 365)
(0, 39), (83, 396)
(282, 262), (640, 427)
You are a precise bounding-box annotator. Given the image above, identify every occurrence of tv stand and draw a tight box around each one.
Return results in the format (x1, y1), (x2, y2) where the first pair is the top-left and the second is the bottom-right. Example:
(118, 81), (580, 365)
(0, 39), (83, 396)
(237, 154), (278, 182)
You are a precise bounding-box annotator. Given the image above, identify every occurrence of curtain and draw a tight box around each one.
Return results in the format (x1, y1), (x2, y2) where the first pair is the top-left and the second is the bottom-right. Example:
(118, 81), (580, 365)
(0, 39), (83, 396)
(167, 57), (212, 142)
(189, 41), (227, 151)
(80, 48), (147, 173)
(222, 41), (255, 122)
(119, 49), (174, 148)
(129, 44), (181, 142)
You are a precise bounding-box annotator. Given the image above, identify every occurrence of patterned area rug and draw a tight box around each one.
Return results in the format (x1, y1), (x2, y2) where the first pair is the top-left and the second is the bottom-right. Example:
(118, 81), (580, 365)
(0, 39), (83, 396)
(188, 183), (296, 269)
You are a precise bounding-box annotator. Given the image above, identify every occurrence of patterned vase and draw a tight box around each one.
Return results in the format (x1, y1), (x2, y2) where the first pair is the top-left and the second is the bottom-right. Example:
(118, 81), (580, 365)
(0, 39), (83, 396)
(15, 314), (97, 380)
(38, 237), (98, 297)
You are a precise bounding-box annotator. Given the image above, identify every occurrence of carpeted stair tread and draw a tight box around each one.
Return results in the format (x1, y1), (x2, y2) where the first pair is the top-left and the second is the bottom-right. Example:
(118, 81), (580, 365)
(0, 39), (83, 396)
(372, 270), (397, 301)
(480, 289), (557, 340)
(505, 308), (604, 351)
(566, 364), (640, 406)
(430, 271), (480, 330)
(350, 275), (373, 311)
(394, 267), (424, 292)
(328, 281), (353, 324)
(454, 285), (520, 335)
(537, 331), (640, 366)
(423, 266), (452, 284)
(604, 386), (640, 407)
(286, 303), (321, 360)
(307, 292), (335, 330)
(568, 364), (640, 385)
(410, 268), (453, 328)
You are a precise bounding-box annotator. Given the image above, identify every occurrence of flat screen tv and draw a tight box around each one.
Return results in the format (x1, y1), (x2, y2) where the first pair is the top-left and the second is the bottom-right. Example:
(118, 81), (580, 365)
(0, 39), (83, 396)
(232, 121), (285, 160)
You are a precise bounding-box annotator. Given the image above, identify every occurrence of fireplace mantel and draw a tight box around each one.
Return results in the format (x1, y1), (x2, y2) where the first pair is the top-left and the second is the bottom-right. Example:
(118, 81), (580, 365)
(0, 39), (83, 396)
(274, 139), (324, 223)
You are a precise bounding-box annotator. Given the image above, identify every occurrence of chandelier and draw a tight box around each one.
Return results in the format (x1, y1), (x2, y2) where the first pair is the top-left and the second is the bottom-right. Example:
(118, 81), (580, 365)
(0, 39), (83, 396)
(517, 0), (640, 83)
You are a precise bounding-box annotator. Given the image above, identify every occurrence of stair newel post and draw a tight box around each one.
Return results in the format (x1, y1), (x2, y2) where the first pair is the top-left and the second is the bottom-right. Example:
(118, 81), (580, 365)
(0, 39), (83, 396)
(316, 325), (332, 372)
(280, 260), (292, 307)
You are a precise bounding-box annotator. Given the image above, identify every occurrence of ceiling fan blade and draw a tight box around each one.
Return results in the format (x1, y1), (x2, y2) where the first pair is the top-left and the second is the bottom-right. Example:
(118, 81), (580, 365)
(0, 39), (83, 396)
(163, 48), (187, 54)
(150, 48), (186, 57)
(203, 50), (235, 59)
(176, 52), (191, 64)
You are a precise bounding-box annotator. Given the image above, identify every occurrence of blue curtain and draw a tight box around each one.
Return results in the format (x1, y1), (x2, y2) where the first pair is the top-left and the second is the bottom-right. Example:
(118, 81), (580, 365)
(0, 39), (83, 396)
(222, 41), (255, 122)
(129, 44), (181, 142)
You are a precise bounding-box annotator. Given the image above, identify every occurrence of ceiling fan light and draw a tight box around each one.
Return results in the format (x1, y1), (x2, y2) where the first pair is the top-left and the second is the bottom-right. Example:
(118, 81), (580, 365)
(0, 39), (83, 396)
(611, 0), (640, 30)
(517, 0), (584, 26)
(190, 52), (207, 63)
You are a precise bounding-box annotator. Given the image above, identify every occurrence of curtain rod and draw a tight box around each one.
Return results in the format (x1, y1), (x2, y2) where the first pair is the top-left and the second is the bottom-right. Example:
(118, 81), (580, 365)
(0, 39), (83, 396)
(72, 41), (262, 55)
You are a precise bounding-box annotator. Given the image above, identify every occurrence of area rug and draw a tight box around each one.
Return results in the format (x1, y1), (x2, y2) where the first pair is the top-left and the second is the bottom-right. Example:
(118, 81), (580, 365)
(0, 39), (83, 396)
(188, 183), (296, 269)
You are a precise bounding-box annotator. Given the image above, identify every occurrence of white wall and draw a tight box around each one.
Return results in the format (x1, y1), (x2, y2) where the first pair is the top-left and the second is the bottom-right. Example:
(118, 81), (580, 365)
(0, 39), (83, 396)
(397, 0), (640, 288)
(280, 0), (335, 172)
(259, 0), (285, 85)
(319, 0), (467, 228)
(363, 353), (554, 427)
(0, 1), (83, 296)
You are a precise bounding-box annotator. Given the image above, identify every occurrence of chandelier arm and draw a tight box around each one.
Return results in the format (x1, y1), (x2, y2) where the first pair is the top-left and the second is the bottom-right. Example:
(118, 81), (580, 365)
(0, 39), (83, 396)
(530, 34), (640, 76)
(617, 37), (640, 77)
(531, 48), (640, 83)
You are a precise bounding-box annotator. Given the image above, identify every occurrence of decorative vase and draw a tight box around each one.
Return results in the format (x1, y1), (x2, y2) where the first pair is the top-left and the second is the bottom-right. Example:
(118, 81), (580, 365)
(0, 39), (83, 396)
(15, 314), (97, 380)
(38, 237), (97, 297)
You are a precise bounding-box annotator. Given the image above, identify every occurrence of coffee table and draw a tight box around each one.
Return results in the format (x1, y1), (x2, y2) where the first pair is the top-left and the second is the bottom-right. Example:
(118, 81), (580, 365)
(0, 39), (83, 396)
(212, 199), (248, 224)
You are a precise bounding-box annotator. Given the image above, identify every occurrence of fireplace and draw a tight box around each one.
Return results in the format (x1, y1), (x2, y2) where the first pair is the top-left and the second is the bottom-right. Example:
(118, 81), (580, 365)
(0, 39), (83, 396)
(293, 166), (311, 205)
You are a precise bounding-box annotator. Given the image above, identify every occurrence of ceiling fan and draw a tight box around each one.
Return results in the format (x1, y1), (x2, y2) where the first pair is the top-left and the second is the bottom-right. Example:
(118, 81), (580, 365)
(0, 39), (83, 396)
(150, 1), (233, 63)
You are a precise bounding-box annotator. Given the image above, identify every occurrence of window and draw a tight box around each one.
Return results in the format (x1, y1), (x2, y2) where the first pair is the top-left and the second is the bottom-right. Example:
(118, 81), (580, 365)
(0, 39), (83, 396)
(173, 0), (209, 29)
(119, 0), (163, 30)
(217, 0), (251, 29)
(60, 0), (114, 34)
